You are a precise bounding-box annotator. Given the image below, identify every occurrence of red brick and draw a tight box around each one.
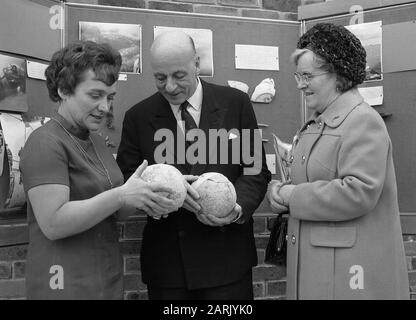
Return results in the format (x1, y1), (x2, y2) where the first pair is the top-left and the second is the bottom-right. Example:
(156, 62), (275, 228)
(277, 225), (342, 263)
(124, 290), (140, 300)
(407, 256), (413, 270)
(408, 271), (416, 287)
(301, 0), (325, 5)
(98, 0), (146, 7)
(125, 256), (140, 273)
(124, 274), (147, 290)
(404, 241), (416, 256)
(148, 1), (193, 12)
(172, 0), (215, 3)
(0, 279), (25, 298)
(403, 235), (416, 242)
(217, 0), (260, 8)
(120, 240), (142, 255)
(123, 221), (146, 240)
(242, 9), (282, 20)
(253, 265), (286, 281)
(263, 0), (300, 12)
(257, 249), (265, 264)
(266, 280), (286, 296)
(124, 290), (148, 300)
(253, 281), (264, 298)
(0, 262), (12, 279)
(253, 216), (267, 234)
(0, 224), (28, 247)
(0, 245), (27, 261)
(117, 223), (123, 240)
(242, 9), (297, 20)
(12, 261), (25, 279)
(193, 5), (240, 16)
(255, 234), (270, 249)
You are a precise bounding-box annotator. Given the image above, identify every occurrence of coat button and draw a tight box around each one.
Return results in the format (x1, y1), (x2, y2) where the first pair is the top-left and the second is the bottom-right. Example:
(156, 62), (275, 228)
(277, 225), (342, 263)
(178, 231), (185, 238)
(318, 122), (322, 128)
(290, 155), (294, 162)
(291, 234), (296, 244)
(301, 155), (306, 164)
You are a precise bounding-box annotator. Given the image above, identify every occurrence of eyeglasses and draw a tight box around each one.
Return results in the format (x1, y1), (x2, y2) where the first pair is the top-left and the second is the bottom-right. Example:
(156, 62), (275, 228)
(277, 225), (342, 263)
(294, 71), (329, 84)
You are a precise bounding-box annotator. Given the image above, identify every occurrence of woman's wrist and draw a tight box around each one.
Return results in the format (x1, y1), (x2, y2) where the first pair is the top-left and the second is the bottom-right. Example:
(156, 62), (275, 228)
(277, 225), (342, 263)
(276, 180), (292, 207)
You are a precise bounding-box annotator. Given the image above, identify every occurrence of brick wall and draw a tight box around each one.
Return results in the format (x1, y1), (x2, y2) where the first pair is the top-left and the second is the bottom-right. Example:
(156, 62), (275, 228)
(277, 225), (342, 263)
(2, 216), (416, 300)
(94, 0), (300, 20)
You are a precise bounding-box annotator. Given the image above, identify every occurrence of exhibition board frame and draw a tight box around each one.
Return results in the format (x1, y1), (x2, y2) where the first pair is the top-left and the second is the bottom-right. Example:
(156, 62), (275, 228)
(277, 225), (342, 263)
(300, 1), (416, 230)
(63, 3), (302, 214)
(0, 1), (302, 218)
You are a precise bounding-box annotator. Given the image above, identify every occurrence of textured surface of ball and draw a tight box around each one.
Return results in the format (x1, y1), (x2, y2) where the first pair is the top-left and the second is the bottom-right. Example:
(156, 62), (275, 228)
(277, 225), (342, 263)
(141, 164), (187, 210)
(191, 172), (237, 217)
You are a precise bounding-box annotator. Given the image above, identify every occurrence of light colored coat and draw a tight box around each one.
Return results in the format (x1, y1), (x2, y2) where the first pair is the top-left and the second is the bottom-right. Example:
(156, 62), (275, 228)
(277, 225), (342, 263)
(286, 89), (409, 300)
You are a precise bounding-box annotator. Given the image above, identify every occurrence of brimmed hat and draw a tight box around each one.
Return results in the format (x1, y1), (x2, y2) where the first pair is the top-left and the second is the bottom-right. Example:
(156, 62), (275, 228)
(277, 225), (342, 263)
(297, 23), (367, 87)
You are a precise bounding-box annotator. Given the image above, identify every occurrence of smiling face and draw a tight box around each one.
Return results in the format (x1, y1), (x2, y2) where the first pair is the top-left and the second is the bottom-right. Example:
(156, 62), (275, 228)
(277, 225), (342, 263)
(150, 31), (200, 105)
(58, 69), (117, 132)
(296, 50), (338, 113)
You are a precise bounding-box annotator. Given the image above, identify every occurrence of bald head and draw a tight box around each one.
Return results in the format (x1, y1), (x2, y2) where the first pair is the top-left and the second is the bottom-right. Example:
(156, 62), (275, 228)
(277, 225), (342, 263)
(151, 30), (197, 62)
(150, 30), (200, 105)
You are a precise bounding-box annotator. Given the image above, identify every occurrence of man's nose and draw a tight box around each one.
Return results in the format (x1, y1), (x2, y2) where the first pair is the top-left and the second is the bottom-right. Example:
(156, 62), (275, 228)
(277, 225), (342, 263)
(165, 78), (177, 92)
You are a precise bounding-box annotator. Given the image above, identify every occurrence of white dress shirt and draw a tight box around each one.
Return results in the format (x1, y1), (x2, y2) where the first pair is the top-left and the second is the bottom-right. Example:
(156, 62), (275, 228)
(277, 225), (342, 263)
(169, 78), (203, 133)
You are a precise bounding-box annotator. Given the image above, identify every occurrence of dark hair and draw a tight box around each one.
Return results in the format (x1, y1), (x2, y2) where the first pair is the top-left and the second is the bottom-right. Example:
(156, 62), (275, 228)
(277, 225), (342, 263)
(297, 23), (367, 92)
(45, 40), (122, 102)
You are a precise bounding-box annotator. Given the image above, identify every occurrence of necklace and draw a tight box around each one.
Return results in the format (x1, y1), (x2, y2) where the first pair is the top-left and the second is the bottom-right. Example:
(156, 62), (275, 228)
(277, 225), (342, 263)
(51, 118), (113, 189)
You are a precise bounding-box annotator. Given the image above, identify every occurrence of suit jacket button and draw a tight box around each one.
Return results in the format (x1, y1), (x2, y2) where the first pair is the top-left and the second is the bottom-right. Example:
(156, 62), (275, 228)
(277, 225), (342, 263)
(301, 155), (306, 164)
(291, 234), (296, 244)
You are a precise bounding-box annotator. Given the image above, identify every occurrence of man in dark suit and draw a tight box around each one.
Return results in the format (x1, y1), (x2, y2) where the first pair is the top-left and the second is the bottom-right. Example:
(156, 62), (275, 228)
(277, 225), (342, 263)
(117, 30), (271, 300)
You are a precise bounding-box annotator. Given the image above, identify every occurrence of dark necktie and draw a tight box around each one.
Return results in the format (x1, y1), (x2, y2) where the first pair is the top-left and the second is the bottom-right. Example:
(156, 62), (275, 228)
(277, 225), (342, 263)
(180, 101), (198, 171)
(180, 101), (198, 146)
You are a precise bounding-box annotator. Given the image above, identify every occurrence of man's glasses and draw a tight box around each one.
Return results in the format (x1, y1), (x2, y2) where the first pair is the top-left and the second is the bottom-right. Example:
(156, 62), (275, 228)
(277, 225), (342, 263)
(294, 71), (328, 84)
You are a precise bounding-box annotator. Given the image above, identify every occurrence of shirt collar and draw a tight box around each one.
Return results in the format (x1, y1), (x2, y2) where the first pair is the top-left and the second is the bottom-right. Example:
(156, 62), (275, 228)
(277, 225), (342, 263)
(307, 88), (365, 129)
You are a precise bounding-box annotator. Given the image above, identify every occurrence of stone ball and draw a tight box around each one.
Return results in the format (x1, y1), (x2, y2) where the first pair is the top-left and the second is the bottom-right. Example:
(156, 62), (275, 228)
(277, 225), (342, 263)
(141, 164), (187, 210)
(191, 172), (236, 217)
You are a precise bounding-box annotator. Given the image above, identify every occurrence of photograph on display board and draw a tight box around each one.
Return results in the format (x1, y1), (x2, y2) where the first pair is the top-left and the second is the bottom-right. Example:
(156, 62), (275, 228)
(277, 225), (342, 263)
(346, 21), (383, 82)
(154, 26), (214, 77)
(0, 113), (49, 209)
(79, 21), (142, 74)
(0, 53), (28, 113)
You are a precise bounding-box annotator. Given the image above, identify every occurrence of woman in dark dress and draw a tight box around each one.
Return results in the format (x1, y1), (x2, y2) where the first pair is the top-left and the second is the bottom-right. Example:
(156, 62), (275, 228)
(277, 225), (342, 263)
(20, 41), (176, 299)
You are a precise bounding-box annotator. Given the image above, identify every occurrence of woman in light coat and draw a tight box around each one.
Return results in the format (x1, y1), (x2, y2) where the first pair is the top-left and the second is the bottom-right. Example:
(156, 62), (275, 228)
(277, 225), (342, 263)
(267, 23), (409, 299)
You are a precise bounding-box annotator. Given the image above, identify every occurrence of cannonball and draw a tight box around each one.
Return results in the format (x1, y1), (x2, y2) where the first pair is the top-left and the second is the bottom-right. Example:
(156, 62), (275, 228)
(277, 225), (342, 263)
(191, 172), (237, 217)
(141, 164), (187, 210)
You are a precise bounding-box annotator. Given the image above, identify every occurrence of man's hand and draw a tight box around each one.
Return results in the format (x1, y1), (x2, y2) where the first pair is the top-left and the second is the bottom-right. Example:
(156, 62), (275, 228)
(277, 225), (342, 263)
(196, 203), (242, 227)
(182, 175), (201, 214)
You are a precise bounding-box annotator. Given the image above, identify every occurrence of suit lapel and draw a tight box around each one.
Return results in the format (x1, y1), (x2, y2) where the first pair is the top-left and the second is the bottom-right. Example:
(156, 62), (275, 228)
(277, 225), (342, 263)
(191, 81), (227, 176)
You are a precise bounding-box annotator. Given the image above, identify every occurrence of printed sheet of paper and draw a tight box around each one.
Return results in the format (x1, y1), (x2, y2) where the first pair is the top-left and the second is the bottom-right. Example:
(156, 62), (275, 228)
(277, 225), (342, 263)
(358, 86), (383, 106)
(26, 60), (48, 80)
(235, 45), (279, 71)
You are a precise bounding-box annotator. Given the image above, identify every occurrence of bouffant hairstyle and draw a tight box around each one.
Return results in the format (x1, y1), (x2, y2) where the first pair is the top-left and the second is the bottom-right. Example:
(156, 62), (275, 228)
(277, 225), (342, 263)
(296, 23), (367, 92)
(45, 41), (122, 102)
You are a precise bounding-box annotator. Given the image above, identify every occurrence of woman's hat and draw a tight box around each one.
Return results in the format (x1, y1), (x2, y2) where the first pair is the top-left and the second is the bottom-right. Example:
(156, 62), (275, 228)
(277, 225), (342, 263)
(297, 23), (367, 87)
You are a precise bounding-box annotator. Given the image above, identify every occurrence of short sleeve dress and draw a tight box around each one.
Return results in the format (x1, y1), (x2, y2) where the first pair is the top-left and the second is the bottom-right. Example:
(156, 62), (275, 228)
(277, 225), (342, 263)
(20, 112), (124, 299)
